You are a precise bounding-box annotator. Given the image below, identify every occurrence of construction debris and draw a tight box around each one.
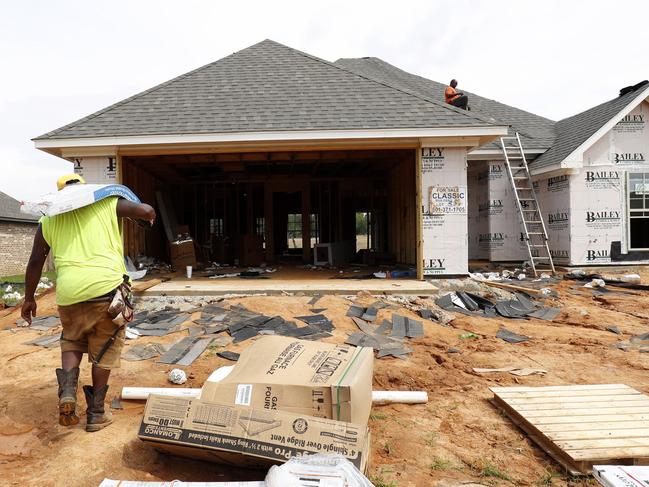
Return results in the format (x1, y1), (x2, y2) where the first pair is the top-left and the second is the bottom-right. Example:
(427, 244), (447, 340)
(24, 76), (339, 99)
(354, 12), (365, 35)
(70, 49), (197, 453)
(15, 315), (60, 330)
(157, 337), (213, 365)
(122, 343), (167, 361)
(593, 465), (649, 487)
(100, 482), (264, 487)
(24, 334), (60, 348)
(496, 328), (531, 343)
(217, 350), (240, 361)
(168, 368), (187, 384)
(436, 291), (560, 321)
(473, 366), (546, 376)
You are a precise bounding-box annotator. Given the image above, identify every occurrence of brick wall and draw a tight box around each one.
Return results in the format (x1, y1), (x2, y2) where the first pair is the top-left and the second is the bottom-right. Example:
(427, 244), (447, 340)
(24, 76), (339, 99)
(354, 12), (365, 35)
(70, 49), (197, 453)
(0, 221), (38, 276)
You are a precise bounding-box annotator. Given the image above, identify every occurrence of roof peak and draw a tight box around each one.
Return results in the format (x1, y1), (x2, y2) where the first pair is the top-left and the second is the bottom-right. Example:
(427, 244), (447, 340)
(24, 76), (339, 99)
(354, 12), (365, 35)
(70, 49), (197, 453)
(35, 40), (499, 141)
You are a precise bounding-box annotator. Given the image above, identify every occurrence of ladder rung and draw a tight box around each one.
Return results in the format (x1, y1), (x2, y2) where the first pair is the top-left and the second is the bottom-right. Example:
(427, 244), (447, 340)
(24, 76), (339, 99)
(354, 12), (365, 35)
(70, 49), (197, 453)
(520, 198), (535, 201)
(529, 244), (548, 248)
(510, 166), (527, 169)
(513, 176), (528, 180)
(516, 187), (532, 190)
(525, 220), (543, 223)
(528, 232), (544, 235)
(522, 209), (538, 212)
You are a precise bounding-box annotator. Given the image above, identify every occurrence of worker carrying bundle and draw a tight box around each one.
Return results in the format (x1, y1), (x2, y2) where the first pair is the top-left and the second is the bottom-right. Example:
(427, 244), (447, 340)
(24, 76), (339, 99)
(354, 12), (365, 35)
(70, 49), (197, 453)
(445, 79), (469, 110)
(20, 174), (156, 432)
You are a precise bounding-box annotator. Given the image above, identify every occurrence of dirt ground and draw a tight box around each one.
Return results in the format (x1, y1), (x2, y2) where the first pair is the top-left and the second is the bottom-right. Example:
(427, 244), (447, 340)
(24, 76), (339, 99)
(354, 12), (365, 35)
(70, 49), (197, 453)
(1, 269), (649, 487)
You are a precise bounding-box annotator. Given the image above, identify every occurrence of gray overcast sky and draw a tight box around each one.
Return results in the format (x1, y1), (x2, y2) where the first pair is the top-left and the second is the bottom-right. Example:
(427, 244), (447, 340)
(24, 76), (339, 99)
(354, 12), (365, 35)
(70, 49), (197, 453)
(1, 0), (647, 200)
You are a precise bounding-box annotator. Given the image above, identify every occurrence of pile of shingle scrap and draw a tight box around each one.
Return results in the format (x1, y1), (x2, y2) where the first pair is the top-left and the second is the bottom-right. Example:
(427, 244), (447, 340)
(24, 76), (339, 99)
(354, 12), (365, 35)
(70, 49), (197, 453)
(210, 304), (334, 344)
(128, 308), (191, 336)
(433, 291), (560, 321)
(345, 303), (424, 359)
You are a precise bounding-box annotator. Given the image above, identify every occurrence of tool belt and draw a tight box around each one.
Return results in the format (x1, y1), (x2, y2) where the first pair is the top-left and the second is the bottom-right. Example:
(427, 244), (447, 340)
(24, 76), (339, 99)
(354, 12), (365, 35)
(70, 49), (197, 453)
(93, 275), (133, 366)
(107, 274), (134, 326)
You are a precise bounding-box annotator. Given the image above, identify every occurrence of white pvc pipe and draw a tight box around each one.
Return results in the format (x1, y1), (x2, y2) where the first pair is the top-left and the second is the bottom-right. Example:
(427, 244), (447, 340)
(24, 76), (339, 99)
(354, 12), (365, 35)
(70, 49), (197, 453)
(122, 387), (428, 405)
(122, 387), (201, 400)
(371, 390), (428, 405)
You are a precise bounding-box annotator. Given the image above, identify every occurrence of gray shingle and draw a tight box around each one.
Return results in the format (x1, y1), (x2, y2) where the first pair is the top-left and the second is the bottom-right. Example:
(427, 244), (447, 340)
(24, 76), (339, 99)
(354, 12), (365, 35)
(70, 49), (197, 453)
(0, 191), (38, 223)
(334, 57), (556, 151)
(530, 83), (649, 170)
(35, 40), (497, 141)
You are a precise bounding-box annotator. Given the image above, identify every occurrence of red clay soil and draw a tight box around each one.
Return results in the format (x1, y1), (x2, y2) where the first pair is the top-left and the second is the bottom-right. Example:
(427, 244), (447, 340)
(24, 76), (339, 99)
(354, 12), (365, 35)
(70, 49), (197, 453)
(1, 272), (649, 486)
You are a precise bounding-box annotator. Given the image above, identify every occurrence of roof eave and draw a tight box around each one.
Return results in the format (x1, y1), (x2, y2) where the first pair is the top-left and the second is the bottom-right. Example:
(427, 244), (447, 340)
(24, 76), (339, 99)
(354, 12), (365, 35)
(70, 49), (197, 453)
(553, 87), (649, 169)
(35, 126), (509, 158)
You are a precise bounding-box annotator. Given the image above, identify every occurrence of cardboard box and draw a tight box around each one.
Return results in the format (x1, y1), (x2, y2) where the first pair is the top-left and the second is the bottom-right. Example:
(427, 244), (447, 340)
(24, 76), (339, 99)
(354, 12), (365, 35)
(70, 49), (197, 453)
(170, 239), (196, 269)
(593, 465), (649, 486)
(138, 395), (370, 472)
(200, 336), (374, 425)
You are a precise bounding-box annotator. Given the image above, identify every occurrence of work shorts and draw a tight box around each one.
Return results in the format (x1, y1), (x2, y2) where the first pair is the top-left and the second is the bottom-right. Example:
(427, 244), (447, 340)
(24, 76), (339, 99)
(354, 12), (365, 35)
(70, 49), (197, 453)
(58, 301), (125, 370)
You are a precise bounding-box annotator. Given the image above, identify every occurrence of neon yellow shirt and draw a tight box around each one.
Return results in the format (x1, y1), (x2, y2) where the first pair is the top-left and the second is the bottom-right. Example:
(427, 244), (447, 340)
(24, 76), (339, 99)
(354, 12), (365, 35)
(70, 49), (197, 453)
(41, 197), (126, 306)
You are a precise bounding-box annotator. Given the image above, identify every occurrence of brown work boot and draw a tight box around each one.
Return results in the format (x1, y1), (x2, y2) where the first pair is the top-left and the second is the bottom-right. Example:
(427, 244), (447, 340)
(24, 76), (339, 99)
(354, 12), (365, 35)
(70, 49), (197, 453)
(56, 367), (80, 426)
(83, 384), (113, 432)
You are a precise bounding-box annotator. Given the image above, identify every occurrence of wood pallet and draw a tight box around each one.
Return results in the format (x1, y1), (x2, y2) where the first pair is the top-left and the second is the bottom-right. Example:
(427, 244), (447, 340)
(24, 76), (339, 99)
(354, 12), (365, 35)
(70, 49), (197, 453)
(491, 384), (649, 475)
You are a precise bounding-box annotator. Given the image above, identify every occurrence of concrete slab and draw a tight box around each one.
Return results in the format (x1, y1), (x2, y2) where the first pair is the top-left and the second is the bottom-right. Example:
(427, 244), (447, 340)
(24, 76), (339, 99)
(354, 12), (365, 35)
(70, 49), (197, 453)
(139, 278), (438, 296)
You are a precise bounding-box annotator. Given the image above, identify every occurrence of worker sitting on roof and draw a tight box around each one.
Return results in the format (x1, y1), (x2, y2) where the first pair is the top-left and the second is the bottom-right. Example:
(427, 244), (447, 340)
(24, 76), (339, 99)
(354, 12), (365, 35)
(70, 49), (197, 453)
(21, 174), (156, 432)
(445, 79), (469, 110)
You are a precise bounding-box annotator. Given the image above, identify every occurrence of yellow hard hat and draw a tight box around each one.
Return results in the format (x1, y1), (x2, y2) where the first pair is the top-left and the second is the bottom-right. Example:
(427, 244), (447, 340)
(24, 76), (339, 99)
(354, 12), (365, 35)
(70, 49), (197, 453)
(57, 174), (86, 191)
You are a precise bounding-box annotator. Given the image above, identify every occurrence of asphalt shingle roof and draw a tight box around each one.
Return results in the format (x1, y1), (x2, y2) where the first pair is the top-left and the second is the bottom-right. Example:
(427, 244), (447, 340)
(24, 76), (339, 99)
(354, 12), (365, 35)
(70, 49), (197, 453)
(334, 57), (556, 151)
(0, 191), (38, 223)
(531, 83), (649, 170)
(35, 40), (497, 141)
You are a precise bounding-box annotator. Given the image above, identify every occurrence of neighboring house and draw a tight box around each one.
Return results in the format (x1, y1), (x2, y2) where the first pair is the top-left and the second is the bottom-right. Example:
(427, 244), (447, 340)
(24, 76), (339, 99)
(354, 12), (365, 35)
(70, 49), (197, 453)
(0, 191), (39, 276)
(336, 57), (649, 267)
(31, 39), (649, 276)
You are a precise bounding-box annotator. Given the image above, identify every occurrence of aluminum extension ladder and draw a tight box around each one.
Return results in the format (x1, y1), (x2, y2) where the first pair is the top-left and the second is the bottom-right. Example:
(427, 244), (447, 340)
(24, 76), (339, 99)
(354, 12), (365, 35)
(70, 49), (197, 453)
(500, 133), (555, 276)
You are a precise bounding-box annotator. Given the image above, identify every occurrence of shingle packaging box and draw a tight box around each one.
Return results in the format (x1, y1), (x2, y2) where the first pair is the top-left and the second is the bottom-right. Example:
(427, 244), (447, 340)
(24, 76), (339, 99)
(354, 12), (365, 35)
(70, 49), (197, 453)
(199, 336), (375, 425)
(138, 395), (371, 472)
(138, 337), (374, 471)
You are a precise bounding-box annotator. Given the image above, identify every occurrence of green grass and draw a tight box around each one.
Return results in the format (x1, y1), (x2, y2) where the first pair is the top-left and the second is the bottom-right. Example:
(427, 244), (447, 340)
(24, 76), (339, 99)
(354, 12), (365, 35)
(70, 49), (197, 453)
(371, 477), (397, 487)
(459, 332), (479, 339)
(370, 413), (387, 421)
(430, 457), (452, 471)
(423, 432), (437, 447)
(0, 272), (56, 284)
(479, 461), (512, 481)
(536, 469), (561, 485)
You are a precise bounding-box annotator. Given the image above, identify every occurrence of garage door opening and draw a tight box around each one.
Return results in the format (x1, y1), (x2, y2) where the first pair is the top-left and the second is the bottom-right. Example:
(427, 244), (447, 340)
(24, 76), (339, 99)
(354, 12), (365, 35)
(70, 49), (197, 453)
(121, 149), (417, 279)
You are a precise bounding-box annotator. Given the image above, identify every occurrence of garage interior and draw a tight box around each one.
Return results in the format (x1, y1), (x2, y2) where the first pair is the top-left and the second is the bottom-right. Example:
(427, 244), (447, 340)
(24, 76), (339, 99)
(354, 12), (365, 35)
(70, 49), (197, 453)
(121, 149), (418, 274)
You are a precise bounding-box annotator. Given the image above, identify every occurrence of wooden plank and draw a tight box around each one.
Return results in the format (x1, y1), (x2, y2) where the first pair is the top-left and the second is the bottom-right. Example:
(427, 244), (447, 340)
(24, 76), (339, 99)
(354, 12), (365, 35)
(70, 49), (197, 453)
(491, 384), (629, 393)
(491, 385), (649, 474)
(522, 407), (649, 418)
(476, 279), (546, 296)
(495, 388), (641, 399)
(514, 400), (649, 411)
(506, 394), (647, 405)
(547, 429), (649, 441)
(559, 438), (649, 451)
(533, 414), (649, 425)
(132, 278), (163, 293)
(490, 396), (584, 475)
(539, 421), (649, 433)
(570, 446), (649, 461)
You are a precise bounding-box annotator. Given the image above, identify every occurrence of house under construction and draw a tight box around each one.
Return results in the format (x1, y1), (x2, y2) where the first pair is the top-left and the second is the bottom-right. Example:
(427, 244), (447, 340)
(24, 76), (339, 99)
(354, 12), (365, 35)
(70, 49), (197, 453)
(33, 40), (649, 278)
